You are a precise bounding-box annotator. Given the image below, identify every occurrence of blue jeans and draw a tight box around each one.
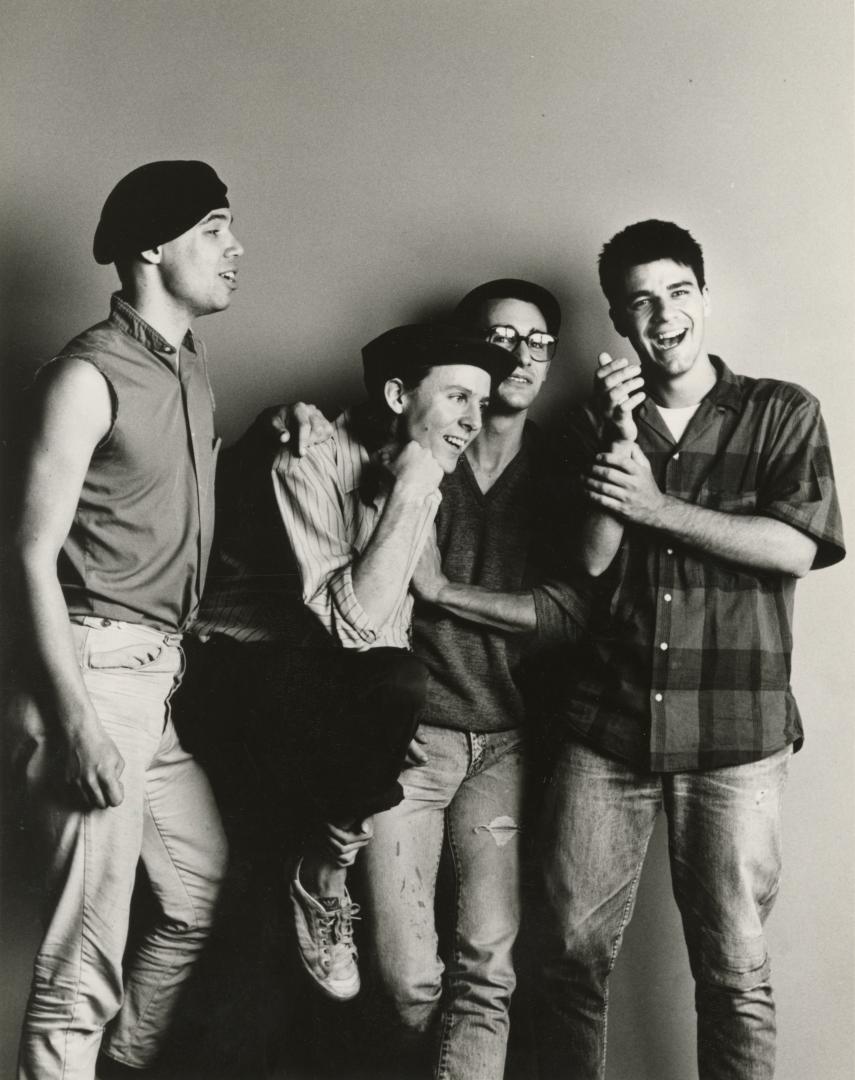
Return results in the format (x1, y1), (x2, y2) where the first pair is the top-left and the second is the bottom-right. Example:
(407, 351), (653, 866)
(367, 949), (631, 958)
(361, 725), (524, 1080)
(537, 740), (790, 1080)
(14, 619), (228, 1080)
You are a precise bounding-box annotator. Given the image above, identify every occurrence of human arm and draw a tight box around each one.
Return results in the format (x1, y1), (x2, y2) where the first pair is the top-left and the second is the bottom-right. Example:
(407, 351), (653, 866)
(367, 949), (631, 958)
(411, 530), (536, 632)
(575, 353), (645, 576)
(273, 429), (443, 646)
(10, 359), (125, 807)
(585, 442), (817, 576)
(349, 442), (445, 626)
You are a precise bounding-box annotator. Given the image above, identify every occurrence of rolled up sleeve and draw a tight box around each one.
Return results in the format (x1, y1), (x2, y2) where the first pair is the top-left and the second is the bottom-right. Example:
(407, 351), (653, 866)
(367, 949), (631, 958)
(272, 441), (382, 648)
(758, 391), (845, 570)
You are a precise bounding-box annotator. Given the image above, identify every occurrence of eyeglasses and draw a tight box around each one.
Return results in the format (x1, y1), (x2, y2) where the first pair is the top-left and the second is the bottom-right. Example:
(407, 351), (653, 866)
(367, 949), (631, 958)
(486, 325), (557, 362)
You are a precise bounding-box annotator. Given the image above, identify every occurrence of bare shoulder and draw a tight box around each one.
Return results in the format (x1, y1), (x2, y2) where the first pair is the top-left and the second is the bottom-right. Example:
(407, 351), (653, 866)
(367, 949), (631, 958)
(32, 355), (113, 443)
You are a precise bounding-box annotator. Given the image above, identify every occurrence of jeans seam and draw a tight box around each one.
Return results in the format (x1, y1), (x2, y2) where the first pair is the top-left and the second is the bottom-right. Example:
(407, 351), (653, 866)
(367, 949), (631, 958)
(116, 766), (201, 1054)
(59, 814), (91, 1080)
(599, 841), (652, 1079)
(434, 802), (462, 1080)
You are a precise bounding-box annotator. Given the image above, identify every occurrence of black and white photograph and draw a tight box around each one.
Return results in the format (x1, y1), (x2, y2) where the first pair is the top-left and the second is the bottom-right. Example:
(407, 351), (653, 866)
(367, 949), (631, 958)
(1, 2), (852, 1079)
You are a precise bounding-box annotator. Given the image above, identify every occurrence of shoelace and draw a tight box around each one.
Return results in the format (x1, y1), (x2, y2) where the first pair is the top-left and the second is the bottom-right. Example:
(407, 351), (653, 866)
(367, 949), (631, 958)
(333, 902), (361, 950)
(314, 910), (337, 969)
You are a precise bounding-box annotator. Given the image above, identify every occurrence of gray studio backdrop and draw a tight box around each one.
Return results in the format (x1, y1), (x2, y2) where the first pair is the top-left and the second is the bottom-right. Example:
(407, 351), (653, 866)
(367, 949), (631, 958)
(2, 2), (853, 1078)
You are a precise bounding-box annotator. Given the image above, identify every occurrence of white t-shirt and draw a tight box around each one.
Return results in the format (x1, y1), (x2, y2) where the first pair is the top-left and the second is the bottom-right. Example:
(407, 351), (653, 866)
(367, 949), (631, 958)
(655, 402), (701, 443)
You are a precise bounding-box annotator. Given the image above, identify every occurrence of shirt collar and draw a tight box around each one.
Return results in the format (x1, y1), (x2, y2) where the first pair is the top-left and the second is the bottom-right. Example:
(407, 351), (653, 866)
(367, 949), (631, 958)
(109, 292), (198, 361)
(639, 354), (743, 424)
(703, 355), (744, 412)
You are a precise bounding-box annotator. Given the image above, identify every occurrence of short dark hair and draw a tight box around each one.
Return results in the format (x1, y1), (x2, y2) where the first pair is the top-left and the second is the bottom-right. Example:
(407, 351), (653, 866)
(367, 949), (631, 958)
(453, 278), (561, 335)
(598, 220), (705, 311)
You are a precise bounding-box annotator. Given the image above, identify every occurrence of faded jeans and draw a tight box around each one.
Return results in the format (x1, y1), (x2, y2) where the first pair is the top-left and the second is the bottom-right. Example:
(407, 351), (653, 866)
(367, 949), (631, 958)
(361, 724), (524, 1080)
(15, 618), (228, 1080)
(537, 740), (791, 1080)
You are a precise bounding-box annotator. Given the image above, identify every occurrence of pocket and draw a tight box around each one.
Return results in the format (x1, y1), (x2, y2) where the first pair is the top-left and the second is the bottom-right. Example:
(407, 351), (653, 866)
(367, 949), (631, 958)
(87, 642), (164, 670)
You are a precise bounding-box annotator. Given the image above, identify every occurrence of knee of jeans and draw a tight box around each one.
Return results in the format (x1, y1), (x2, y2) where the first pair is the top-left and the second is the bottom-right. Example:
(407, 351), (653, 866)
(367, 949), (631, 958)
(30, 954), (122, 1028)
(177, 828), (229, 933)
(692, 924), (771, 991)
(377, 954), (443, 1031)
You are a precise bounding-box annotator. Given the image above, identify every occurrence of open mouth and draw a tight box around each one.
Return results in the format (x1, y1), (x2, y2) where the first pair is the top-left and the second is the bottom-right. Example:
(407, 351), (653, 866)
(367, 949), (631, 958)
(652, 329), (687, 351)
(505, 372), (532, 385)
(219, 270), (238, 286)
(443, 434), (468, 452)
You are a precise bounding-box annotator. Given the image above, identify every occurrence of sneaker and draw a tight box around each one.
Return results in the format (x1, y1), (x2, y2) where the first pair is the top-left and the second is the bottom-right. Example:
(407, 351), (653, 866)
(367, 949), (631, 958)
(290, 858), (361, 1000)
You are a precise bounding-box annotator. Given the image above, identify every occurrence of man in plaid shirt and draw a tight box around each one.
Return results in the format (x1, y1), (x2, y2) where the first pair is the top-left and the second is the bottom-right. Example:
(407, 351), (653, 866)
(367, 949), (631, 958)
(536, 220), (845, 1079)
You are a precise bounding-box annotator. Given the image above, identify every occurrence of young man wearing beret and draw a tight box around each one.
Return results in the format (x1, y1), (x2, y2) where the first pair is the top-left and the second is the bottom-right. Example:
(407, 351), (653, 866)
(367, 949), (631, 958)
(181, 325), (515, 1012)
(10, 160), (249, 1080)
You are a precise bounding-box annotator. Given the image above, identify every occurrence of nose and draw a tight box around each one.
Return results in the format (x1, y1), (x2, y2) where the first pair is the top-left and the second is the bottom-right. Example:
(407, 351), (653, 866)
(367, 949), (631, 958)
(227, 231), (244, 258)
(652, 295), (676, 322)
(460, 398), (483, 433)
(512, 338), (533, 366)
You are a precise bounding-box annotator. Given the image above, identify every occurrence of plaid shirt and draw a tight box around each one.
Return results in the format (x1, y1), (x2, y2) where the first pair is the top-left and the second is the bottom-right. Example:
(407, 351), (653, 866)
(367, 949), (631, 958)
(558, 357), (845, 772)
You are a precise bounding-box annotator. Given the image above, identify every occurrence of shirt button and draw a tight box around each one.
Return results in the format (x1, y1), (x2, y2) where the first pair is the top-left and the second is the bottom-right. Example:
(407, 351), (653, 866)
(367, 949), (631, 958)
(672, 452), (680, 460)
(164, 345), (174, 353)
(666, 547), (674, 556)
(664, 593), (672, 602)
(100, 618), (111, 626)
(654, 693), (663, 702)
(660, 642), (669, 651)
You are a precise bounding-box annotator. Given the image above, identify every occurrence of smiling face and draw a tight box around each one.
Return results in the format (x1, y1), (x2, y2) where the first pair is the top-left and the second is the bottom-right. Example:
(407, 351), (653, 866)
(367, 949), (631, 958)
(478, 298), (550, 413)
(614, 259), (710, 383)
(397, 363), (491, 472)
(157, 208), (244, 318)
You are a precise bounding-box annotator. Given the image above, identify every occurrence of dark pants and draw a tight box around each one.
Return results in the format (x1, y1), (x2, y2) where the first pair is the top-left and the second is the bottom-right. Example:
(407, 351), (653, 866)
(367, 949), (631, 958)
(176, 636), (427, 839)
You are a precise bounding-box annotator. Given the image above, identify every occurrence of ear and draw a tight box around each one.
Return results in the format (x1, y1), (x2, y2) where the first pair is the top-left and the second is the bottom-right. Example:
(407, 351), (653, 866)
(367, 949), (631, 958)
(609, 306), (629, 339)
(383, 377), (407, 415)
(702, 285), (711, 317)
(139, 245), (163, 265)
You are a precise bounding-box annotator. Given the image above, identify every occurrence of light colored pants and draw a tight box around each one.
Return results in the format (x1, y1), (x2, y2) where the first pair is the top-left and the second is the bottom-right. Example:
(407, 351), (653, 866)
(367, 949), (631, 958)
(361, 724), (524, 1080)
(537, 740), (791, 1080)
(15, 618), (228, 1080)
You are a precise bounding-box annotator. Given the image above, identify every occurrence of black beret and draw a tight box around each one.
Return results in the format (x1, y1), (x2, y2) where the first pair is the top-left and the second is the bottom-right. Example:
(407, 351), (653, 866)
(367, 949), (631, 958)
(362, 323), (517, 400)
(453, 278), (562, 335)
(93, 160), (229, 265)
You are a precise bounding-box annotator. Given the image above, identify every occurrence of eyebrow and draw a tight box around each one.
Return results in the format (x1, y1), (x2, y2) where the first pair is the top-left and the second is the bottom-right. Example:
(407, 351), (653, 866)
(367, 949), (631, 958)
(201, 210), (232, 225)
(626, 279), (695, 301)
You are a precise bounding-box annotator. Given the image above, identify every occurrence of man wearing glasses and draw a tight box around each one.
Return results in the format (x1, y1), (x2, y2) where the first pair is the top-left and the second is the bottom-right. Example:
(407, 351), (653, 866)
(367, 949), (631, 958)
(360, 281), (587, 1080)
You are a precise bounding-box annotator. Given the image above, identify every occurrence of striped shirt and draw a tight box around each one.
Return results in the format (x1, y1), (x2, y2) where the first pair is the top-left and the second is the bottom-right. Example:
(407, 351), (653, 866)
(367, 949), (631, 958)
(556, 357), (845, 772)
(272, 408), (441, 651)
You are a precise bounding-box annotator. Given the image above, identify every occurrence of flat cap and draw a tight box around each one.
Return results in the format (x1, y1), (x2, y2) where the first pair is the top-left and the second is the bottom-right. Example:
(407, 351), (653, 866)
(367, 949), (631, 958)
(93, 160), (229, 264)
(453, 278), (562, 335)
(362, 323), (517, 399)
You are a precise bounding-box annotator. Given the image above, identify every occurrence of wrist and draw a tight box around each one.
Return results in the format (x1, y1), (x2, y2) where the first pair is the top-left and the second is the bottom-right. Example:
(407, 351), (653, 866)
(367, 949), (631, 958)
(391, 478), (439, 504)
(645, 491), (678, 530)
(603, 437), (635, 459)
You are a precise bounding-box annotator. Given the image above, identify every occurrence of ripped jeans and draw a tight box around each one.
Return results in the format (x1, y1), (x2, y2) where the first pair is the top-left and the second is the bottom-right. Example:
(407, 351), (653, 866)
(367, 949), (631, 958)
(537, 740), (791, 1080)
(361, 725), (524, 1080)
